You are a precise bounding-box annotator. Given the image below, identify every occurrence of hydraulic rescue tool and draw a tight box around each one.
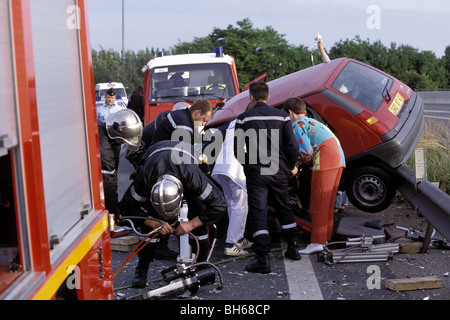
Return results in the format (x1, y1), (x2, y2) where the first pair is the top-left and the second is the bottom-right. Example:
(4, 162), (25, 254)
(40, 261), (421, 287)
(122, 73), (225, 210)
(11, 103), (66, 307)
(119, 201), (224, 300)
(319, 234), (400, 264)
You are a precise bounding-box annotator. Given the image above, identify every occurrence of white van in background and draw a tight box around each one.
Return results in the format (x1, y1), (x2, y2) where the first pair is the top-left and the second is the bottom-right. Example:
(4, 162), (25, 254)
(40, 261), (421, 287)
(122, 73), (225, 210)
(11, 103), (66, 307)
(95, 82), (129, 107)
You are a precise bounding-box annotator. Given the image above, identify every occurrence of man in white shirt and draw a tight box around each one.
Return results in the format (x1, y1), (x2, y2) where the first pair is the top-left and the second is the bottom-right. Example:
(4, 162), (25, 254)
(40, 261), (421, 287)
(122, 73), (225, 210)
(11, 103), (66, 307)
(97, 88), (126, 121)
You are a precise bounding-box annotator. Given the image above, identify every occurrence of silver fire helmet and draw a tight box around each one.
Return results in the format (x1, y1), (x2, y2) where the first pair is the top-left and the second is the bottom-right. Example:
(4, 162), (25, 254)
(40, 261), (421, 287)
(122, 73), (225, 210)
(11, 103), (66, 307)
(106, 109), (143, 151)
(150, 174), (183, 220)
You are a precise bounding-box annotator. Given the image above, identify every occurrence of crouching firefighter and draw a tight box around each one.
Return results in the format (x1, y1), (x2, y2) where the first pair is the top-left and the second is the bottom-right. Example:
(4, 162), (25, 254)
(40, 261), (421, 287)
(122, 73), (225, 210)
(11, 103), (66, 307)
(119, 140), (227, 288)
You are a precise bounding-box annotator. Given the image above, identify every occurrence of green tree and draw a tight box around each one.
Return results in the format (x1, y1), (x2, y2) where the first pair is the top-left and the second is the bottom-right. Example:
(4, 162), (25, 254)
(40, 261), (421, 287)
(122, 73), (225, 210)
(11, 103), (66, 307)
(170, 18), (311, 89)
(91, 20), (450, 94)
(442, 45), (450, 87)
(397, 70), (437, 90)
(329, 37), (447, 90)
(329, 35), (373, 63)
(92, 47), (156, 94)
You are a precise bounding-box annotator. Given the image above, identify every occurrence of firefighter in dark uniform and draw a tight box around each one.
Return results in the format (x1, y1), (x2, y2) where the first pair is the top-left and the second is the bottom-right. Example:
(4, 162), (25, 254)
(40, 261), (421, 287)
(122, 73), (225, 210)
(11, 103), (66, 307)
(123, 102), (197, 260)
(119, 140), (227, 288)
(98, 109), (142, 220)
(125, 102), (190, 170)
(234, 82), (301, 274)
(150, 99), (213, 146)
(125, 110), (170, 170)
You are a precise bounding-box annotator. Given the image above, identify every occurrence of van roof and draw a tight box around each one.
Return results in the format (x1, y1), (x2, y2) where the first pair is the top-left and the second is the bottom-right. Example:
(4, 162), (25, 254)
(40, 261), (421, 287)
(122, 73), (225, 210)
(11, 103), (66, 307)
(207, 58), (346, 127)
(95, 82), (125, 89)
(146, 53), (234, 69)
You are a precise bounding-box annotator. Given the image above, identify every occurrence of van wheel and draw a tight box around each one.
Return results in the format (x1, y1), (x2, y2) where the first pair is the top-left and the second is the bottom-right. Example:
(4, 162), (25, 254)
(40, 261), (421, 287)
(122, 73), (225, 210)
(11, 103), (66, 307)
(346, 166), (396, 213)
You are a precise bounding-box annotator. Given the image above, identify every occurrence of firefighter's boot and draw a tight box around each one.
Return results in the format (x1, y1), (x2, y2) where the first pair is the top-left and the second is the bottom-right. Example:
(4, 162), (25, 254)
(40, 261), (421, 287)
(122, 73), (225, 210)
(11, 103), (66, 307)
(284, 242), (301, 260)
(131, 258), (150, 288)
(245, 254), (271, 274)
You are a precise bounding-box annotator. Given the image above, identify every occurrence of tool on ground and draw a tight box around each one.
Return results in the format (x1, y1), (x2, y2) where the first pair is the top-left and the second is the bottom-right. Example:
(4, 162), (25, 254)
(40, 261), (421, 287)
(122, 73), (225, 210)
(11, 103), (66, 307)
(395, 225), (449, 249)
(121, 201), (224, 300)
(319, 234), (399, 264)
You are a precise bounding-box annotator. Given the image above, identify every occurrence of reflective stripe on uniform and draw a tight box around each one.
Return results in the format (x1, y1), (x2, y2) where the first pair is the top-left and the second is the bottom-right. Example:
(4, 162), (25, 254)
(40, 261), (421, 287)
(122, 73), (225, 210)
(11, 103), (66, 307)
(236, 115), (290, 124)
(147, 146), (197, 163)
(281, 222), (297, 230)
(168, 113), (194, 133)
(196, 234), (209, 241)
(131, 185), (149, 202)
(253, 230), (269, 238)
(102, 169), (116, 175)
(199, 183), (212, 200)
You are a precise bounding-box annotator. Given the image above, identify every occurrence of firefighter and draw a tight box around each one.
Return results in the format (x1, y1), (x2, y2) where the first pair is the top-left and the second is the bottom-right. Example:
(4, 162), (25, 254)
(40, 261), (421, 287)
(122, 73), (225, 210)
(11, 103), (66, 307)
(125, 102), (191, 170)
(150, 99), (213, 146)
(233, 82), (301, 274)
(98, 109), (143, 221)
(119, 140), (227, 288)
(124, 102), (193, 260)
(96, 87), (127, 121)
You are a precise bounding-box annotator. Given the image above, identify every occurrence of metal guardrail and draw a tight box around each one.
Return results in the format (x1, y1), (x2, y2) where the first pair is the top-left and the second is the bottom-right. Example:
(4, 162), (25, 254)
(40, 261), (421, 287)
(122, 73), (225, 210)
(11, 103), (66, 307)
(396, 165), (450, 241)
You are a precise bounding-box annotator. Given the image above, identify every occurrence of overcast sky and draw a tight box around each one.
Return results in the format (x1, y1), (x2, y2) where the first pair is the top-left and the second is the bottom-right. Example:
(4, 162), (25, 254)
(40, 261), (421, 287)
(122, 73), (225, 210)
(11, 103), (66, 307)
(87, 0), (449, 57)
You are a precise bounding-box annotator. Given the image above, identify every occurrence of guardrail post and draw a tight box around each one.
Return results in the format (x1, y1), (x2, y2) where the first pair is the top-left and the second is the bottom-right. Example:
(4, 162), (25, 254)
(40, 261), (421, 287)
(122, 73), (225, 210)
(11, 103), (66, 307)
(415, 148), (427, 186)
(415, 148), (433, 252)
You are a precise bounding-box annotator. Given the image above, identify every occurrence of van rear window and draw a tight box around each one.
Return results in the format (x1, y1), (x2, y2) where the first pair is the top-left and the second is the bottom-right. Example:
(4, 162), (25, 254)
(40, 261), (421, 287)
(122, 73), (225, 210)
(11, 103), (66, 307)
(332, 62), (392, 111)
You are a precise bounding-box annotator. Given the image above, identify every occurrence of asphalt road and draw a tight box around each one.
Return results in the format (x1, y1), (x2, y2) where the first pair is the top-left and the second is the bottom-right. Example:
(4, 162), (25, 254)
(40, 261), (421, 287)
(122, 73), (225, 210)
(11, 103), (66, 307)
(113, 150), (449, 304)
(111, 226), (449, 302)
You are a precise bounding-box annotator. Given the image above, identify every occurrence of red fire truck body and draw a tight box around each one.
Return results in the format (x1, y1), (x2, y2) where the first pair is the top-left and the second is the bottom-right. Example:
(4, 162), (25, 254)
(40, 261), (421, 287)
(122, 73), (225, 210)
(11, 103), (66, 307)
(0, 0), (113, 300)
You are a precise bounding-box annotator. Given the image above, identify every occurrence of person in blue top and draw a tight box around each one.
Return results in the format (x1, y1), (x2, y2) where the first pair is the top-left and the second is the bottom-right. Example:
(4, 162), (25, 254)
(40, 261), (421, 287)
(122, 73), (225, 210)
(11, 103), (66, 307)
(283, 97), (345, 246)
(96, 88), (127, 121)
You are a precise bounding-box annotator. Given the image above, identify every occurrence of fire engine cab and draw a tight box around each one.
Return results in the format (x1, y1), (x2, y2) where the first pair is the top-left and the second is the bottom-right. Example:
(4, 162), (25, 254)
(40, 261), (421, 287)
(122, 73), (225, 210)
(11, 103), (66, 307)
(0, 0), (113, 300)
(141, 47), (266, 124)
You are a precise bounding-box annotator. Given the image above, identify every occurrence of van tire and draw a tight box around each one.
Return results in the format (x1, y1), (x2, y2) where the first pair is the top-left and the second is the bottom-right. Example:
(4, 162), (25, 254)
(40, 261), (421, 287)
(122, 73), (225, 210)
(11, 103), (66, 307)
(346, 166), (396, 213)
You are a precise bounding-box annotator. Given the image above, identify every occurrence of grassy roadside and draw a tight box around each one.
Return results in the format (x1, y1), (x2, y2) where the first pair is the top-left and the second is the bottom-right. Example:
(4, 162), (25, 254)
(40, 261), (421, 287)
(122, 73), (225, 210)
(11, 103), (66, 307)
(405, 117), (449, 194)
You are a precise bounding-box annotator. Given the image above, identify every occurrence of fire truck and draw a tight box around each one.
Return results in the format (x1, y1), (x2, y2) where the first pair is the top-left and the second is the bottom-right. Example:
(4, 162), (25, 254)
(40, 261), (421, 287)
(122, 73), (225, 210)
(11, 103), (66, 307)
(0, 0), (113, 299)
(141, 47), (266, 124)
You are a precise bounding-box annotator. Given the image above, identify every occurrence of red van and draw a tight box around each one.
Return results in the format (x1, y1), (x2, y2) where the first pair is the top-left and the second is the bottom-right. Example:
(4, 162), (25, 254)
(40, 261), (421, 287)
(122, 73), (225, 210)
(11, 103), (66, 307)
(206, 57), (424, 212)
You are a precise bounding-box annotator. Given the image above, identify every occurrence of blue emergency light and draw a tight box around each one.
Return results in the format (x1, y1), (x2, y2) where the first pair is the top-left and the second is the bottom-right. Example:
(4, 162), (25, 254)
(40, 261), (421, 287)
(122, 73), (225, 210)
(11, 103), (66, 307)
(213, 46), (223, 57)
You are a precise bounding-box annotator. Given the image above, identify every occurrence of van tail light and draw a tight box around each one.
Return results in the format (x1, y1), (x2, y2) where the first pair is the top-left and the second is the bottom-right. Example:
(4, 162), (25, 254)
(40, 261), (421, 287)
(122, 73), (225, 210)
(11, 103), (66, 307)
(357, 110), (390, 136)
